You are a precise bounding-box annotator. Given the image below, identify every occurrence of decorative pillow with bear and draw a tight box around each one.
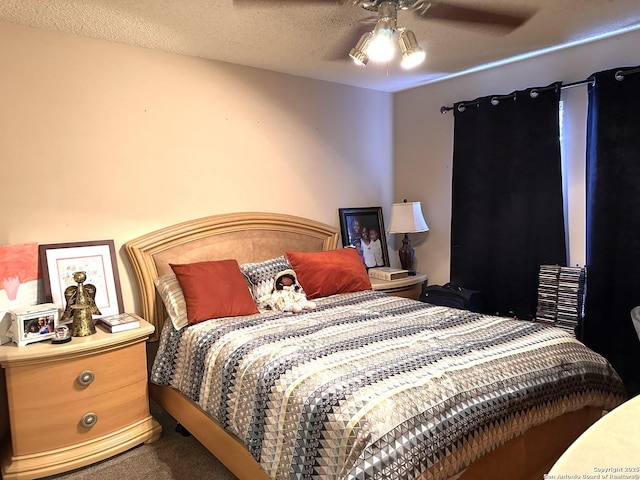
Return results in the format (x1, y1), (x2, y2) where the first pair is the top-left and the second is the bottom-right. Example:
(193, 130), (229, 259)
(240, 255), (292, 302)
(286, 248), (372, 299)
(170, 259), (259, 324)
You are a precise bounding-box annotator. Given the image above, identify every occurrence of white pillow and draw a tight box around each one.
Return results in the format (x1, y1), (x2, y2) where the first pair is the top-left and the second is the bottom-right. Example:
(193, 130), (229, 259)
(154, 274), (187, 330)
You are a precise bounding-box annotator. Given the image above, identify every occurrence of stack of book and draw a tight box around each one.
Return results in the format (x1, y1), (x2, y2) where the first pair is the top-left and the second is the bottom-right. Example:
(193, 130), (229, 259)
(368, 267), (409, 281)
(96, 313), (140, 333)
(535, 265), (561, 324)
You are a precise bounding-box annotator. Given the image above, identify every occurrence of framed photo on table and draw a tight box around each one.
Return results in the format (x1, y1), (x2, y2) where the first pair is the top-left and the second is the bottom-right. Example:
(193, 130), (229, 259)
(39, 240), (124, 318)
(9, 303), (60, 346)
(338, 207), (390, 268)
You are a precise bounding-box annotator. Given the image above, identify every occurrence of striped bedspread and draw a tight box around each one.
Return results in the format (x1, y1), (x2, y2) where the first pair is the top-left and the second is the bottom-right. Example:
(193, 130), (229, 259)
(150, 290), (625, 480)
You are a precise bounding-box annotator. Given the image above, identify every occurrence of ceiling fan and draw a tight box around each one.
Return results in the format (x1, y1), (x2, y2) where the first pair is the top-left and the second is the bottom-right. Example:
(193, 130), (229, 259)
(236, 1), (534, 69)
(346, 1), (532, 69)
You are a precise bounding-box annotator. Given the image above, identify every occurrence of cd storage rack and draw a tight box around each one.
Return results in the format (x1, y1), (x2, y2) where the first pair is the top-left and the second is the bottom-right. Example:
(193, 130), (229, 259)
(535, 264), (586, 338)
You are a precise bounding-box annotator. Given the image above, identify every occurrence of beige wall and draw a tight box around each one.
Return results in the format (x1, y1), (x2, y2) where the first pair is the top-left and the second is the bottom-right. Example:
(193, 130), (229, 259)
(395, 28), (640, 286)
(0, 21), (393, 314)
(4, 19), (640, 312)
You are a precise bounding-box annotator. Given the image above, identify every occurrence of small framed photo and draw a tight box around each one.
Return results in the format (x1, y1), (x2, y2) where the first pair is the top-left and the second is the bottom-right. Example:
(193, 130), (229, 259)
(10, 303), (60, 346)
(338, 207), (390, 269)
(39, 240), (124, 318)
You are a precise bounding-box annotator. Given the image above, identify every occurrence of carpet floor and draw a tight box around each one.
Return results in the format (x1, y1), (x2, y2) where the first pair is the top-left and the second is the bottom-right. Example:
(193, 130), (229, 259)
(43, 401), (238, 480)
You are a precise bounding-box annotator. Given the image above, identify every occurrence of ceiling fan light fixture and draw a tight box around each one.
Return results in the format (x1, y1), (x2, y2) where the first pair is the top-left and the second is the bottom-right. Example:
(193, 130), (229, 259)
(349, 31), (373, 66)
(398, 29), (425, 69)
(347, 0), (428, 69)
(367, 19), (395, 62)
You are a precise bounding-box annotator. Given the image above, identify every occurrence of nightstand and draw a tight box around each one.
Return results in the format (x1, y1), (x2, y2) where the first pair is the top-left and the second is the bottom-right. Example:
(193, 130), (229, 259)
(0, 314), (162, 479)
(370, 273), (428, 300)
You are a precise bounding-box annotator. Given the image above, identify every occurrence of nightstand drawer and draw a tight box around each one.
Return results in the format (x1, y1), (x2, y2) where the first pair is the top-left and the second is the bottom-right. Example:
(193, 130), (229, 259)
(10, 378), (149, 455)
(5, 342), (147, 406)
(5, 342), (149, 455)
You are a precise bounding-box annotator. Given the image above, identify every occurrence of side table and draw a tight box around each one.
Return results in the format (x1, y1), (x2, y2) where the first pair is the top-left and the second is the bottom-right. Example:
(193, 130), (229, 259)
(0, 315), (162, 479)
(548, 394), (639, 477)
(370, 273), (428, 300)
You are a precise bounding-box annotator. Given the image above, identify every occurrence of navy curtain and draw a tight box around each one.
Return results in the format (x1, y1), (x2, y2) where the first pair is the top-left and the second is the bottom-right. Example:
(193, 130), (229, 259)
(451, 84), (566, 318)
(584, 66), (640, 397)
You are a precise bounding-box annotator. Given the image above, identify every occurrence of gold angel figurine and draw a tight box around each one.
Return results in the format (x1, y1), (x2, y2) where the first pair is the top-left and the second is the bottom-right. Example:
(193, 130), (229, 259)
(60, 271), (101, 322)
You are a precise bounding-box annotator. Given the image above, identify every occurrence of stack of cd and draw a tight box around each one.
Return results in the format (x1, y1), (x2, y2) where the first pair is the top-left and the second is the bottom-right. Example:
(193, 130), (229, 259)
(535, 264), (586, 337)
(536, 265), (561, 324)
(555, 266), (586, 336)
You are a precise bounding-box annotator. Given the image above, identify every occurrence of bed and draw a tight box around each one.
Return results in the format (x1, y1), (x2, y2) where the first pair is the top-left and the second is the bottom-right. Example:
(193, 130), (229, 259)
(124, 212), (626, 480)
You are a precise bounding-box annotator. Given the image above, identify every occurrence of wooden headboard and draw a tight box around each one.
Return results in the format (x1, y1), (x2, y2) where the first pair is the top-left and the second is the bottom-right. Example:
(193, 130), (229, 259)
(125, 212), (339, 340)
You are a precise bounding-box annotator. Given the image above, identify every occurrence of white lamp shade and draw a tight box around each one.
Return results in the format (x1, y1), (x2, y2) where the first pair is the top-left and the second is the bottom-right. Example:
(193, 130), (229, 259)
(388, 201), (429, 234)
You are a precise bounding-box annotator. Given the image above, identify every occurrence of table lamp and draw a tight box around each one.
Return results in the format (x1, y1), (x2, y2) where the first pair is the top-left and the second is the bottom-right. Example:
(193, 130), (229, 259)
(388, 199), (429, 275)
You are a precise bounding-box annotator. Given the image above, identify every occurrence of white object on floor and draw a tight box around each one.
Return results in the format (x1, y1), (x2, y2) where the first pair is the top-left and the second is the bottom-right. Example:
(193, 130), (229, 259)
(631, 306), (640, 341)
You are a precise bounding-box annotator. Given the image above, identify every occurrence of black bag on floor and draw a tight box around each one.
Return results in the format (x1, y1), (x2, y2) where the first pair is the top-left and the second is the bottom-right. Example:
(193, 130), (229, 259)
(419, 282), (485, 312)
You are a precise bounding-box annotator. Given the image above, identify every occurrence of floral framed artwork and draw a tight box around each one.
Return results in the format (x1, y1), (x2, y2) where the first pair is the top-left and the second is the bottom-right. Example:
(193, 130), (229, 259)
(338, 207), (390, 269)
(39, 240), (124, 318)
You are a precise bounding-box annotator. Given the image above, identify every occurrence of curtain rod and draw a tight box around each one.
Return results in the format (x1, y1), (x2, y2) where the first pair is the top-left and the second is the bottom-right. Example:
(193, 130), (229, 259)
(439, 67), (640, 114)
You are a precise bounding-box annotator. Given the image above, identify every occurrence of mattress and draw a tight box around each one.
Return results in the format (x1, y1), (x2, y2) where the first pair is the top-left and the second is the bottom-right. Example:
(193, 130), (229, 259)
(150, 290), (625, 480)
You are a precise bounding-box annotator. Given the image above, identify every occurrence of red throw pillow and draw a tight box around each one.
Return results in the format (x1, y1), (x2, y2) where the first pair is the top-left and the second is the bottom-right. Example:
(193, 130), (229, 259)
(170, 259), (259, 324)
(286, 248), (371, 299)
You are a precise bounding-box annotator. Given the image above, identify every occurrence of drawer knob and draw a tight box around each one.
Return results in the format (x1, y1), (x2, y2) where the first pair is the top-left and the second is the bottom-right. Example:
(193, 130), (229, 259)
(77, 370), (95, 386)
(80, 412), (98, 428)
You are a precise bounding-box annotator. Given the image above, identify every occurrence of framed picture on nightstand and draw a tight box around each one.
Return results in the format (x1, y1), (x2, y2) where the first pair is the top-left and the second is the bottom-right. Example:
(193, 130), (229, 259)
(338, 207), (390, 269)
(9, 303), (60, 346)
(39, 240), (124, 318)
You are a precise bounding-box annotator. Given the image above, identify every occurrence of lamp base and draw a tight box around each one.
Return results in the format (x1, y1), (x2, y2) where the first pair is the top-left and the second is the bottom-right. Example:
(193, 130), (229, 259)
(398, 233), (416, 275)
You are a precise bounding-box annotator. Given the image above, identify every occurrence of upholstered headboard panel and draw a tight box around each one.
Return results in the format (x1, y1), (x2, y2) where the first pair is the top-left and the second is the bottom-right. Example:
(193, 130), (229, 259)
(125, 212), (339, 340)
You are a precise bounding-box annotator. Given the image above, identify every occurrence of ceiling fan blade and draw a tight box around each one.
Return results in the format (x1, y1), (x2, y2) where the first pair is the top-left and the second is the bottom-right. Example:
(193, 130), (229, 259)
(412, 1), (533, 30)
(233, 0), (346, 5)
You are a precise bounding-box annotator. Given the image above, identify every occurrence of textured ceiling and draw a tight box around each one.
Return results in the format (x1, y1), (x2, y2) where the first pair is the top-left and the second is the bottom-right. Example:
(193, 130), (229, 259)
(2, 0), (640, 92)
